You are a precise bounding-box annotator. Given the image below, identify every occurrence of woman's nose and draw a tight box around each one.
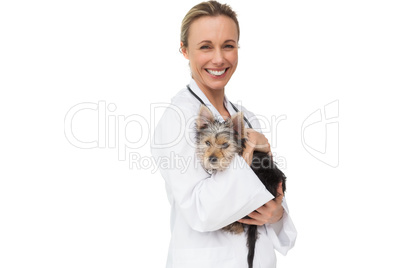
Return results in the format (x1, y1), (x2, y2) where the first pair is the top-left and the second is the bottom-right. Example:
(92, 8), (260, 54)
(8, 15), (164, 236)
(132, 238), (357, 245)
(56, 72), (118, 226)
(211, 49), (224, 65)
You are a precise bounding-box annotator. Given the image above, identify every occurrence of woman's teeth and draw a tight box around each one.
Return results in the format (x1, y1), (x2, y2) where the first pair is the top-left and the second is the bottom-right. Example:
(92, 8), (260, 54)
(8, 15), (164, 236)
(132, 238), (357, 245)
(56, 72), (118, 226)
(206, 69), (226, 76)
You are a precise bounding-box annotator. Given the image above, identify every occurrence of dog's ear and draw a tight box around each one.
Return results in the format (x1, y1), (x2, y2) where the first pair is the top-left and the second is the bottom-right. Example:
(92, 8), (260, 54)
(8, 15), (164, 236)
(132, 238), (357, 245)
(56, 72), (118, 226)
(231, 112), (245, 139)
(196, 105), (214, 130)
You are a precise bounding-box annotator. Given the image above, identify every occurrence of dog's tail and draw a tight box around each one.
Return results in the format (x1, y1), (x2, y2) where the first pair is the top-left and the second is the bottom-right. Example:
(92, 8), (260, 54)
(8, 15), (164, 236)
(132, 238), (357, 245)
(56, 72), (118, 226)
(247, 225), (258, 268)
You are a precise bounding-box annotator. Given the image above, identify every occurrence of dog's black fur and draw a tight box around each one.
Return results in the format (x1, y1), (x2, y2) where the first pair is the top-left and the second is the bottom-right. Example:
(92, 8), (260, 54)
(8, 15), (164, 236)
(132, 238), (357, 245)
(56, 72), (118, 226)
(246, 151), (286, 268)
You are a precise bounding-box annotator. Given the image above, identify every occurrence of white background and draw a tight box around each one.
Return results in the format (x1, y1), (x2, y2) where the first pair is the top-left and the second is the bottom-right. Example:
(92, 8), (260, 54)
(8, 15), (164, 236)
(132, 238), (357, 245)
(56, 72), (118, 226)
(1, 0), (401, 267)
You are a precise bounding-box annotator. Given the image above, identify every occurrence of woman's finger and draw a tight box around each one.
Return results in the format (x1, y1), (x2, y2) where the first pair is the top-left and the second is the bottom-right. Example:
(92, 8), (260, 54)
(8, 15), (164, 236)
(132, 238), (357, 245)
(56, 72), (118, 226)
(247, 211), (266, 221)
(276, 182), (284, 202)
(238, 218), (264, 226)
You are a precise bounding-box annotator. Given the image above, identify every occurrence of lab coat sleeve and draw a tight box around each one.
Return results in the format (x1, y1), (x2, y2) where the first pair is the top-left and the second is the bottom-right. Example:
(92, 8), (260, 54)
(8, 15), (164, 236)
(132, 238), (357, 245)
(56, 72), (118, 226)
(265, 198), (297, 255)
(151, 104), (273, 233)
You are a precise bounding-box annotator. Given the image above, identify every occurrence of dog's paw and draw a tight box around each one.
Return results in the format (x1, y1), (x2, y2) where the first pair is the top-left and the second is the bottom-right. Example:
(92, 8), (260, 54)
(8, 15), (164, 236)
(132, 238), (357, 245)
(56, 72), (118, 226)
(222, 222), (244, 234)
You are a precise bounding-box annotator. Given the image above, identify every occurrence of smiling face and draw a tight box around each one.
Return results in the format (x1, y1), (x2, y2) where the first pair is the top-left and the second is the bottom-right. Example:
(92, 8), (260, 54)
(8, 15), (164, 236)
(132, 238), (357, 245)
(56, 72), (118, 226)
(181, 15), (239, 93)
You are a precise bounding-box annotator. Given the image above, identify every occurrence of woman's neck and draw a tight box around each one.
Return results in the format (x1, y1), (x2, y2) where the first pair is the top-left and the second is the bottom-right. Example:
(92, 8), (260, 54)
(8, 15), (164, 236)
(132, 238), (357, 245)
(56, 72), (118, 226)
(196, 82), (230, 119)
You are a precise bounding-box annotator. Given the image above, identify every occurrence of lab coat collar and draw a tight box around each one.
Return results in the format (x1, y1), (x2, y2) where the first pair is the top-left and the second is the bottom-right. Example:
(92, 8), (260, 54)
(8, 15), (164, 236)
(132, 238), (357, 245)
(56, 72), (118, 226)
(189, 79), (237, 122)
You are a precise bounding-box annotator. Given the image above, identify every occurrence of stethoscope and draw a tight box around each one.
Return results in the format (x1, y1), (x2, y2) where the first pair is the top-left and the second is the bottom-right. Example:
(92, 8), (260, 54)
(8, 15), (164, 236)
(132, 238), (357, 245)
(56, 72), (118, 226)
(186, 85), (253, 129)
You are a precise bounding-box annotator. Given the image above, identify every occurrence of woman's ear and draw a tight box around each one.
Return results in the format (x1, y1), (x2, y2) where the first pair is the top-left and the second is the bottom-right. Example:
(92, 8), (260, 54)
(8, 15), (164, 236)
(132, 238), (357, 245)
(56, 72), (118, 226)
(180, 42), (189, 59)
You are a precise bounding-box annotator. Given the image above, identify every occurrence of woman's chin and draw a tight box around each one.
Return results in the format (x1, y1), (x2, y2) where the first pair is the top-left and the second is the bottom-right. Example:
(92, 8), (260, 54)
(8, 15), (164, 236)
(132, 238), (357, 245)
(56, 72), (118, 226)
(203, 77), (231, 91)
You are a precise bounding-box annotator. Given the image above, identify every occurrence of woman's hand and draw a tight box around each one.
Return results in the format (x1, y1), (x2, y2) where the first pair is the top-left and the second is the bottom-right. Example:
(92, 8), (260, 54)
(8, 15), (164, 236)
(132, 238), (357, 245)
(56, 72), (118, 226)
(237, 182), (284, 225)
(242, 129), (272, 165)
(245, 129), (271, 155)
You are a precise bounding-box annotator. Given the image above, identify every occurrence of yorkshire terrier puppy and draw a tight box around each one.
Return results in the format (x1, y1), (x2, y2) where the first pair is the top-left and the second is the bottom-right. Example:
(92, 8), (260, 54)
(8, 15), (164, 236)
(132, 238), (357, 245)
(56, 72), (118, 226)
(195, 104), (287, 268)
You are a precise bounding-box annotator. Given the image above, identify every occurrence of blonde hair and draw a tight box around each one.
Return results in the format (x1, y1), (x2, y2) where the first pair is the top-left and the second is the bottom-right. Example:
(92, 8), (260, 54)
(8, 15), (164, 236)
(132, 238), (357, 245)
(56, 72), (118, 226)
(180, 0), (239, 52)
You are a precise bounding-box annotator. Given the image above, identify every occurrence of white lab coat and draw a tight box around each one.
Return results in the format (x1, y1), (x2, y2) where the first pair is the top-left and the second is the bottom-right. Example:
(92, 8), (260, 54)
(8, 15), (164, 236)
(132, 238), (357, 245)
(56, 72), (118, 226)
(151, 79), (297, 268)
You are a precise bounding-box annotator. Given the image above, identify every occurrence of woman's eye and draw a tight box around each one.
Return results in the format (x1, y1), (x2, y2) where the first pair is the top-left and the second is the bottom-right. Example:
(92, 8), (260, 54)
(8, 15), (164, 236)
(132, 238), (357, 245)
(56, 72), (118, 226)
(221, 143), (229, 149)
(224, 45), (234, 49)
(200, 45), (210, 49)
(205, 141), (211, 146)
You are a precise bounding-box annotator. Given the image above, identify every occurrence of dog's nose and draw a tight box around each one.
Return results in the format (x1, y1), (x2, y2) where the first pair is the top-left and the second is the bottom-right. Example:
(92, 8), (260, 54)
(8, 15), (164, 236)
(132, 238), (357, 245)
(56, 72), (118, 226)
(209, 156), (218, 163)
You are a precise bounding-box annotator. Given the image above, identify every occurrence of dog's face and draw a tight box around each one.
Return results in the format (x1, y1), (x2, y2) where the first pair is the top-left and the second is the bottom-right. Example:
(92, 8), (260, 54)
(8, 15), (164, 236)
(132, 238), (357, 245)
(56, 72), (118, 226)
(195, 105), (245, 172)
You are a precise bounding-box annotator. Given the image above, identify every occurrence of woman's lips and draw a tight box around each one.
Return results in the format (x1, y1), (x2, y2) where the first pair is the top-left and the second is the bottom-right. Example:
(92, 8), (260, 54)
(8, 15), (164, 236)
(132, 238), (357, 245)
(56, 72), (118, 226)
(205, 68), (229, 78)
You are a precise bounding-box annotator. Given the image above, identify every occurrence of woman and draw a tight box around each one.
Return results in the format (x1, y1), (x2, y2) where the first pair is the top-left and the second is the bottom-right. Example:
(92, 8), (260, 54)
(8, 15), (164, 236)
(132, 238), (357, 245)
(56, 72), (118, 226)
(151, 1), (296, 267)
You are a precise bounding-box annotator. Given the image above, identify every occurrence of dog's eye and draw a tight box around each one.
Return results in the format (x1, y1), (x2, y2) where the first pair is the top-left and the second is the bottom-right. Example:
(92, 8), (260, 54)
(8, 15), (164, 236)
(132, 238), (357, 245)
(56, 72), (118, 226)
(221, 143), (229, 149)
(205, 141), (211, 146)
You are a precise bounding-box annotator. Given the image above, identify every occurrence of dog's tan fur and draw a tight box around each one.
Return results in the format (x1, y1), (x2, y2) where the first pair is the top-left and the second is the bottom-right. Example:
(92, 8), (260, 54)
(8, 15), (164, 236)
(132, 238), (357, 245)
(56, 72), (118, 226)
(195, 105), (247, 233)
